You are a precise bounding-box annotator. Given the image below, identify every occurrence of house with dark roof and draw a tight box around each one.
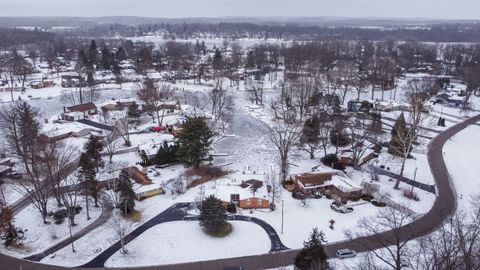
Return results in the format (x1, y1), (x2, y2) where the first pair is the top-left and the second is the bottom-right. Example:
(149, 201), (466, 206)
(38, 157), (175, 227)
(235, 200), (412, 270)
(291, 170), (363, 203)
(62, 102), (98, 121)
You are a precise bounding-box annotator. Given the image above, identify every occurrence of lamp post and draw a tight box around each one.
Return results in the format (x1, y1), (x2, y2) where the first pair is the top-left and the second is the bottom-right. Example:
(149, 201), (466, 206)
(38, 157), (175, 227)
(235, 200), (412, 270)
(281, 199), (284, 234)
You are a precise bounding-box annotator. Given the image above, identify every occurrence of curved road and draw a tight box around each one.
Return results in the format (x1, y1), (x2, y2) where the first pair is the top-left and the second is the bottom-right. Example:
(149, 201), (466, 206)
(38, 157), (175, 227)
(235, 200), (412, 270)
(1, 114), (479, 270)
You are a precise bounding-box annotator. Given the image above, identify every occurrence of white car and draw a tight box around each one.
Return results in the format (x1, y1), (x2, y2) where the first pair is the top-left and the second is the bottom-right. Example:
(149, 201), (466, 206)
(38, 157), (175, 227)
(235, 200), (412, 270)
(336, 248), (357, 259)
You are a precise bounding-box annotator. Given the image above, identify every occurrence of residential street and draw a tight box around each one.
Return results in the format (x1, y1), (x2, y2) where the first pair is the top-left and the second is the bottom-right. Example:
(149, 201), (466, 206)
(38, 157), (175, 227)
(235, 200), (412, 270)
(1, 110), (477, 269)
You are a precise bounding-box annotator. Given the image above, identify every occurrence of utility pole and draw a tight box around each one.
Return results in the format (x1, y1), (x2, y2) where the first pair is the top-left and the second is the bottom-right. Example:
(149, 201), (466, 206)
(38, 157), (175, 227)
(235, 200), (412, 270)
(281, 199), (284, 234)
(410, 167), (418, 194)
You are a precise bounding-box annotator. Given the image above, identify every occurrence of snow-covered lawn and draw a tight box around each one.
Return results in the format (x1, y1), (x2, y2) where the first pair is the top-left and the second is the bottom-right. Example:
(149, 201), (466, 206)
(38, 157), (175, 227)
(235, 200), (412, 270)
(0, 196), (101, 257)
(443, 123), (480, 208)
(0, 183), (24, 206)
(105, 221), (271, 267)
(241, 194), (379, 249)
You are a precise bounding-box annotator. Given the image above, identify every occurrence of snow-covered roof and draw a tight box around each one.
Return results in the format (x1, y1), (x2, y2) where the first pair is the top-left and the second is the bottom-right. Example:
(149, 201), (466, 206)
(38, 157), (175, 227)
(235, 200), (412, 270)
(205, 177), (270, 203)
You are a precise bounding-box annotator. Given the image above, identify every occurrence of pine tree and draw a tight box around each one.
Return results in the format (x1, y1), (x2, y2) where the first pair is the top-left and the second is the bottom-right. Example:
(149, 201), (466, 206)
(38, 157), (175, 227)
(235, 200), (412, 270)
(294, 228), (330, 270)
(301, 116), (320, 159)
(79, 152), (97, 216)
(200, 195), (228, 235)
(83, 135), (103, 171)
(117, 169), (135, 215)
(176, 117), (213, 168)
(15, 102), (40, 152)
(388, 113), (410, 157)
(127, 102), (141, 121)
(115, 47), (127, 62)
(99, 46), (111, 70)
(153, 141), (178, 166)
(369, 112), (383, 135)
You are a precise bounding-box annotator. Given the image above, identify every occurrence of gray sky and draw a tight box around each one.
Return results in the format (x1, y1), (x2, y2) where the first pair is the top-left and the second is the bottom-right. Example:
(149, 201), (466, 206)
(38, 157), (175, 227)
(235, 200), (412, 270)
(1, 0), (479, 20)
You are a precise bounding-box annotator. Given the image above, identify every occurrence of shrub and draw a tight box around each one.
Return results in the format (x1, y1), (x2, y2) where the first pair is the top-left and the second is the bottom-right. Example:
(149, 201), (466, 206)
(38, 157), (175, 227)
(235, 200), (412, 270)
(350, 194), (361, 202)
(361, 194), (374, 201)
(329, 219), (335, 230)
(226, 202), (237, 213)
(371, 200), (387, 207)
(321, 154), (339, 167)
(292, 191), (306, 200)
(53, 209), (68, 224)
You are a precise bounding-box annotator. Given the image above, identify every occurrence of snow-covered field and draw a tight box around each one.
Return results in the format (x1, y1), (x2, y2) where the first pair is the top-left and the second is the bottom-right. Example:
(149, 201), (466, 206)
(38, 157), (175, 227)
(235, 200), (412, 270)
(105, 221), (271, 267)
(0, 196), (101, 257)
(443, 122), (480, 208)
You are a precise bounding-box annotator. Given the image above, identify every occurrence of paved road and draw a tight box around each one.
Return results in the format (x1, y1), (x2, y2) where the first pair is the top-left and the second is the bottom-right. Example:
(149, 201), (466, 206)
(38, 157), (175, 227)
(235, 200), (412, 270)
(1, 113), (478, 270)
(184, 214), (289, 253)
(81, 203), (288, 268)
(366, 165), (436, 194)
(24, 193), (114, 262)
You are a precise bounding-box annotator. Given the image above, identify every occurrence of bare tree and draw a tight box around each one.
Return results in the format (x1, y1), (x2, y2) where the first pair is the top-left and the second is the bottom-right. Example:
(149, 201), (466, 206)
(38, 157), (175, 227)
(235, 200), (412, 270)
(346, 117), (374, 170)
(104, 136), (119, 164)
(269, 121), (301, 183)
(137, 79), (173, 126)
(112, 110), (131, 146)
(346, 205), (416, 270)
(266, 166), (282, 208)
(246, 77), (264, 105)
(61, 173), (80, 253)
(112, 210), (130, 254)
(208, 85), (234, 124)
(39, 141), (76, 207)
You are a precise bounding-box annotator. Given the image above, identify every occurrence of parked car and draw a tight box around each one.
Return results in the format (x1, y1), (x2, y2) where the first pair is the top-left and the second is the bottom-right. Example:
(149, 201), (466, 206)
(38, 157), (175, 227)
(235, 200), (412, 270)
(149, 126), (166, 132)
(336, 248), (357, 259)
(330, 203), (353, 213)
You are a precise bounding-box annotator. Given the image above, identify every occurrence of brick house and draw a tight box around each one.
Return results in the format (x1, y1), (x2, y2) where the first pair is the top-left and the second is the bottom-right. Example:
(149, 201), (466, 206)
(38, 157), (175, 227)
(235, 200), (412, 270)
(291, 170), (363, 203)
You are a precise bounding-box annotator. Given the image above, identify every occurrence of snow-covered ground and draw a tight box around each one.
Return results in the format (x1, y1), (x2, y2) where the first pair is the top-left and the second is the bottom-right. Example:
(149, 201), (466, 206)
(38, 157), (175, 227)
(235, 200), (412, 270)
(105, 221), (271, 267)
(0, 183), (24, 206)
(0, 196), (101, 257)
(443, 122), (480, 208)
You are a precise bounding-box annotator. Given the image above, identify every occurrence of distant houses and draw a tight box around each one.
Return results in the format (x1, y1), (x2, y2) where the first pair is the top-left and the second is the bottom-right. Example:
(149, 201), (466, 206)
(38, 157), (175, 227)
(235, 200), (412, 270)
(62, 102), (98, 121)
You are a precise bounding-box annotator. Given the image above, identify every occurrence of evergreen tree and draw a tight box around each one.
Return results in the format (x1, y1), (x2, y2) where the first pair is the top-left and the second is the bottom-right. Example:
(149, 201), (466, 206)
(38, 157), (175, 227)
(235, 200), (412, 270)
(79, 152), (97, 215)
(301, 116), (320, 159)
(15, 102), (40, 151)
(117, 169), (135, 215)
(369, 112), (383, 135)
(83, 135), (103, 171)
(99, 46), (112, 70)
(200, 195), (228, 235)
(87, 40), (98, 68)
(127, 102), (141, 121)
(212, 48), (223, 72)
(388, 113), (410, 157)
(115, 47), (127, 62)
(294, 228), (330, 270)
(176, 117), (213, 168)
(152, 141), (178, 166)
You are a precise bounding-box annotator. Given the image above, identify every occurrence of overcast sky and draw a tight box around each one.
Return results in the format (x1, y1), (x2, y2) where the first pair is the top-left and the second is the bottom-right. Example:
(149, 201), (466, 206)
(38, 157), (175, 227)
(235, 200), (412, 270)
(1, 0), (479, 20)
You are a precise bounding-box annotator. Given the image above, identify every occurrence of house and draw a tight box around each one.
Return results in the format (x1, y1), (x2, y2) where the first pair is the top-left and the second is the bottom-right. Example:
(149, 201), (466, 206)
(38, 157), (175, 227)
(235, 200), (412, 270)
(63, 102), (98, 121)
(61, 75), (86, 88)
(0, 165), (12, 177)
(291, 169), (363, 203)
(339, 148), (377, 167)
(101, 98), (138, 112)
(206, 177), (271, 209)
(31, 81), (44, 89)
(434, 93), (464, 107)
